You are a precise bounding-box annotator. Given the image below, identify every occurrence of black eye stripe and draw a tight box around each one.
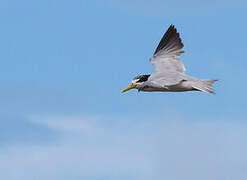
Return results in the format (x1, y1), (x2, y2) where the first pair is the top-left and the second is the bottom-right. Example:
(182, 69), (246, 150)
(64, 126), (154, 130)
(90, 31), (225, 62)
(135, 75), (150, 83)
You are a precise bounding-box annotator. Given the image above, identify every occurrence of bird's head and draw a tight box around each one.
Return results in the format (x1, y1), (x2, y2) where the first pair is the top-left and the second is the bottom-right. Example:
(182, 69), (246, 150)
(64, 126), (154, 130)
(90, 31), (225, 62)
(122, 74), (150, 93)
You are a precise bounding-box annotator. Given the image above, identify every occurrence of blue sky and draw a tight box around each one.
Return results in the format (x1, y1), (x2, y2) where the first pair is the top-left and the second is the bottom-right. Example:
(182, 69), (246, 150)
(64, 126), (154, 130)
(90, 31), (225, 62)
(1, 0), (247, 179)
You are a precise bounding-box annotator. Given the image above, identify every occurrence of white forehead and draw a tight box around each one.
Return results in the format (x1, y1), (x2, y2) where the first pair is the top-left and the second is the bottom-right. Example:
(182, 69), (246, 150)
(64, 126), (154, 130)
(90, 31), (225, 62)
(131, 79), (139, 84)
(132, 79), (139, 83)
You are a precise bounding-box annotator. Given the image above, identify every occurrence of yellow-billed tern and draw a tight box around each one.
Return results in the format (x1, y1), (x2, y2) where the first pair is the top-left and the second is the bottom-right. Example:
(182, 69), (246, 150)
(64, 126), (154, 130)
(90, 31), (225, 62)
(122, 25), (217, 94)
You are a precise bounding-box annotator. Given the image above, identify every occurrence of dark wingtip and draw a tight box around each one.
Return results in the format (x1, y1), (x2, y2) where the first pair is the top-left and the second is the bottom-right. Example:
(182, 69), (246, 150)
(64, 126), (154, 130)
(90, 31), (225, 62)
(154, 24), (184, 55)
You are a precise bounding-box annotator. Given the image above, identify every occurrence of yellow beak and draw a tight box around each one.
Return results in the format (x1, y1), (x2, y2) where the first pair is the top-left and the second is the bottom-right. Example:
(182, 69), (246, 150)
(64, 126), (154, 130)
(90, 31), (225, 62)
(122, 84), (137, 93)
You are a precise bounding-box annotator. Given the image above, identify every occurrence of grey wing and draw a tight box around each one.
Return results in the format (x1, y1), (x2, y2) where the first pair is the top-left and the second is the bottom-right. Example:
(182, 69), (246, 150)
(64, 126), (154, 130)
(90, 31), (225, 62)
(150, 25), (185, 73)
(147, 71), (185, 87)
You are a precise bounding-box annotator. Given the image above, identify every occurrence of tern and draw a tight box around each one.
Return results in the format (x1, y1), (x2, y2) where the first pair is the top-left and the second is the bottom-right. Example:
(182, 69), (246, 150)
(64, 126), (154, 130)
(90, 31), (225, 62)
(122, 25), (217, 94)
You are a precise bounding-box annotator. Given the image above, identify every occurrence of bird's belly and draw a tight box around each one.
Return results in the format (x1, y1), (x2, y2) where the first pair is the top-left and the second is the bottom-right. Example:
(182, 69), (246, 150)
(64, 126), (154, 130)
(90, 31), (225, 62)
(142, 87), (169, 92)
(142, 81), (196, 92)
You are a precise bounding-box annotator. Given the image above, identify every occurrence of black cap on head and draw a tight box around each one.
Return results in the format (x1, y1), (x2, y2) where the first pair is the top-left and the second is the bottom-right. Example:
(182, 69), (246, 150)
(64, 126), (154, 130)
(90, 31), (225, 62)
(133, 74), (150, 83)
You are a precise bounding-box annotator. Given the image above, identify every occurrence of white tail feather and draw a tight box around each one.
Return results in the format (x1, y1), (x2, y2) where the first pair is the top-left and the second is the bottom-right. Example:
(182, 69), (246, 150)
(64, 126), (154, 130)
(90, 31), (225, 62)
(192, 79), (218, 94)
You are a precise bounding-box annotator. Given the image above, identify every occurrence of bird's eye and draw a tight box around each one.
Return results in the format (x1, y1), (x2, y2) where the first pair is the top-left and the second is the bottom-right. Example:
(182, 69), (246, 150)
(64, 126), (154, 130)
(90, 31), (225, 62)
(136, 75), (150, 83)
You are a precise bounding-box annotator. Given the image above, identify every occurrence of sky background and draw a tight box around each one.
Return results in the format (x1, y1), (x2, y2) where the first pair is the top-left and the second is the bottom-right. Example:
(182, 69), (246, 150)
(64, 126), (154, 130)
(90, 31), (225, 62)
(1, 0), (247, 179)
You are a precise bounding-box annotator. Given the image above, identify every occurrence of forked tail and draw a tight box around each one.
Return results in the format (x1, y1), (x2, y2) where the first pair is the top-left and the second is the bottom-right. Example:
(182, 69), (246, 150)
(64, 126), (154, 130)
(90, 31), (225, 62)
(192, 79), (218, 94)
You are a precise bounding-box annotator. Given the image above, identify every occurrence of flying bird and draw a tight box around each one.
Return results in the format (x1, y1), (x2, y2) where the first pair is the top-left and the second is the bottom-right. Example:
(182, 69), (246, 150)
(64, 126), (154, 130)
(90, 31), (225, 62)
(122, 25), (217, 94)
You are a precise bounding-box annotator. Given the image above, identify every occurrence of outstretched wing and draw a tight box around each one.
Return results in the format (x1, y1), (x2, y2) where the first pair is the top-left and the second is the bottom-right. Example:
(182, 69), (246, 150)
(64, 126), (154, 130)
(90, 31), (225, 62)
(150, 25), (185, 73)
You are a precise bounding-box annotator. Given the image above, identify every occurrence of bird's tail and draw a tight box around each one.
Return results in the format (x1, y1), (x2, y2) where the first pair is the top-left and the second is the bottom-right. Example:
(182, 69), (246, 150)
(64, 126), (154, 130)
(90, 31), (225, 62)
(192, 79), (218, 94)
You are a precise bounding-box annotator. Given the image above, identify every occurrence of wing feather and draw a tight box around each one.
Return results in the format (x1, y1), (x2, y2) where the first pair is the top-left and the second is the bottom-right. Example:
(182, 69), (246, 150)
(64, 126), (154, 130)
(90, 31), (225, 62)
(154, 25), (184, 56)
(150, 25), (185, 73)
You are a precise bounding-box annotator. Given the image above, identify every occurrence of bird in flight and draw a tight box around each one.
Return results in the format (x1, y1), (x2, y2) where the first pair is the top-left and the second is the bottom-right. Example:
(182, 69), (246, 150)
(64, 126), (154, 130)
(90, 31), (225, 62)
(122, 25), (217, 94)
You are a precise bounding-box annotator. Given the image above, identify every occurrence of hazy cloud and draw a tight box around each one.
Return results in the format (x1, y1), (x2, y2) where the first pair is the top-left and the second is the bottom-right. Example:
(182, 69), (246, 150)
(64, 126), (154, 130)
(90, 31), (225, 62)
(0, 115), (247, 180)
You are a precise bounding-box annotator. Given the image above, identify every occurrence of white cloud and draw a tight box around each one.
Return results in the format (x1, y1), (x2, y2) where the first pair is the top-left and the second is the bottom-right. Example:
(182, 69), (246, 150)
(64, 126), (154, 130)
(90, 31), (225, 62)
(0, 115), (247, 180)
(29, 115), (100, 135)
